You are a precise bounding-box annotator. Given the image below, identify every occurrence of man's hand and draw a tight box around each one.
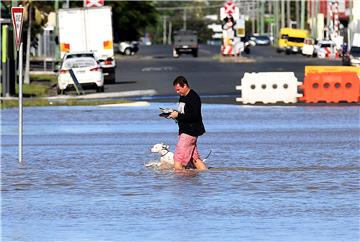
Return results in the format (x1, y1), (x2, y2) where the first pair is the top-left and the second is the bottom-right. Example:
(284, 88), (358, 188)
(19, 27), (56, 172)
(168, 111), (179, 119)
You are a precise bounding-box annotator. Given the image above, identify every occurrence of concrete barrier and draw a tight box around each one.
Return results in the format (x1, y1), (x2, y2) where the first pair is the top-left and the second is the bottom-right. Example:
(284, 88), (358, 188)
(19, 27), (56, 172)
(300, 72), (360, 103)
(236, 72), (302, 104)
(305, 66), (360, 77)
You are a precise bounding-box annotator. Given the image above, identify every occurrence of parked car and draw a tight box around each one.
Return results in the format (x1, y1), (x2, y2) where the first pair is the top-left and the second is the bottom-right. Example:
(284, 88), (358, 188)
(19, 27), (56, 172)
(139, 37), (152, 46)
(251, 35), (271, 46)
(116, 41), (139, 55)
(57, 52), (104, 94)
(348, 46), (360, 66)
(314, 40), (337, 58)
(301, 38), (315, 57)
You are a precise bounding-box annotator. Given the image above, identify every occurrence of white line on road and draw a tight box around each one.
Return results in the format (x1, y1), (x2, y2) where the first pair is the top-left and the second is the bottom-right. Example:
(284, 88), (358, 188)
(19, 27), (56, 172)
(46, 89), (158, 100)
(98, 101), (150, 107)
(141, 66), (173, 72)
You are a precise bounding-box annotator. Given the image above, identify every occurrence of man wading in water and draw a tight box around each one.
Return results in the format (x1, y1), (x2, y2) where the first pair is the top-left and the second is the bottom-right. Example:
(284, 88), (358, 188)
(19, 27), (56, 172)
(168, 76), (207, 171)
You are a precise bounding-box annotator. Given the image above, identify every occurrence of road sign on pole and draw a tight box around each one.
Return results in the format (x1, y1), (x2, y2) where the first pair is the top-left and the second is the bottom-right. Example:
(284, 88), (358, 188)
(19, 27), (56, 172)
(11, 7), (24, 51)
(11, 6), (25, 164)
(84, 0), (104, 8)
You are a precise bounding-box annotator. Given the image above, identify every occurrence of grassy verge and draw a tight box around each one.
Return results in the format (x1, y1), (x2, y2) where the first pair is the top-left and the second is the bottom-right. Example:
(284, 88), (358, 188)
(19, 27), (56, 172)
(19, 73), (58, 97)
(1, 73), (130, 109)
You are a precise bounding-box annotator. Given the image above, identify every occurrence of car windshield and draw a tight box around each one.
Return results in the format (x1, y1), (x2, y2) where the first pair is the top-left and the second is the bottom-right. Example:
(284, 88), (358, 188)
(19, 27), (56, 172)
(63, 58), (97, 69)
(320, 44), (332, 48)
(257, 36), (269, 40)
(288, 37), (304, 43)
(350, 47), (360, 57)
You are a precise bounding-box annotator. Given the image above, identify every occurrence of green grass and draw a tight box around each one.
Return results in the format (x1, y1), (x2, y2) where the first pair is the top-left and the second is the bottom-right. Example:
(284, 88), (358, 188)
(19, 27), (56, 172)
(12, 73), (58, 97)
(1, 73), (131, 109)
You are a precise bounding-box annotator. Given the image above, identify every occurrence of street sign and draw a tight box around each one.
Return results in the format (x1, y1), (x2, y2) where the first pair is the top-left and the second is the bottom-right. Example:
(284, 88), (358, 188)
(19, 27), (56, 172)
(84, 0), (104, 7)
(224, 1), (235, 15)
(11, 7), (24, 51)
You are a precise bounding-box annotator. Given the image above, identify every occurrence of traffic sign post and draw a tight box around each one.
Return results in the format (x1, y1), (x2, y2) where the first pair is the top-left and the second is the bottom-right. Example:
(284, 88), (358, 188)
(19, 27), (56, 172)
(11, 6), (24, 164)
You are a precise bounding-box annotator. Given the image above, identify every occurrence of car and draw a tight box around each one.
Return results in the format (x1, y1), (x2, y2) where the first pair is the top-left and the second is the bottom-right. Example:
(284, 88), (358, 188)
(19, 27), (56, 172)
(117, 41), (139, 55)
(57, 52), (104, 94)
(173, 30), (198, 58)
(314, 40), (337, 58)
(348, 46), (360, 66)
(302, 38), (315, 57)
(250, 35), (271, 46)
(139, 37), (152, 46)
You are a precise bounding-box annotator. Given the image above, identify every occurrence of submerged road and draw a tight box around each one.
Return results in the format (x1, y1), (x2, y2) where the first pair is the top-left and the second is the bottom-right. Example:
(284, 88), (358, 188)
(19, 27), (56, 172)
(107, 44), (342, 104)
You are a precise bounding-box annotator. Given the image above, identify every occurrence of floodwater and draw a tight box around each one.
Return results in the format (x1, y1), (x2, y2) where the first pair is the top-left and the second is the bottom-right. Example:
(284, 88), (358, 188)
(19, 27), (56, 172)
(1, 102), (359, 241)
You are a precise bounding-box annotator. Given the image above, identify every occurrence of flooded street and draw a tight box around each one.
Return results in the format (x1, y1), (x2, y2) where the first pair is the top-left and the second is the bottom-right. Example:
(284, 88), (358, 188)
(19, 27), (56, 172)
(1, 103), (359, 241)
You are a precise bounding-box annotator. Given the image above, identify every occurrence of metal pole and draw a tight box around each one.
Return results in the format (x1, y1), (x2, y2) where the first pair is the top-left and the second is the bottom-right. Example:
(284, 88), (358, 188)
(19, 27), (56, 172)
(281, 0), (285, 28)
(274, 0), (279, 44)
(260, 1), (264, 34)
(252, 0), (255, 34)
(162, 16), (167, 45)
(183, 8), (187, 30)
(18, 42), (23, 163)
(168, 21), (172, 45)
(54, 0), (60, 60)
(287, 0), (291, 27)
(301, 0), (305, 29)
(2, 25), (8, 97)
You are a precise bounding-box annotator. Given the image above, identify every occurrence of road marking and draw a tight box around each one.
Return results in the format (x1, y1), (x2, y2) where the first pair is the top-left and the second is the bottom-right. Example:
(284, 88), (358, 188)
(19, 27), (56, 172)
(46, 89), (158, 100)
(98, 101), (150, 107)
(141, 66), (173, 72)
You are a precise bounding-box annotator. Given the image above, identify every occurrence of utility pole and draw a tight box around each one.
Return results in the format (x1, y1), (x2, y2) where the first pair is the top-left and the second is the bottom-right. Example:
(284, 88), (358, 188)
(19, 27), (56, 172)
(257, 1), (260, 34)
(252, 0), (255, 34)
(300, 0), (305, 29)
(162, 16), (167, 45)
(274, 0), (279, 44)
(311, 0), (316, 39)
(168, 21), (172, 45)
(183, 7), (187, 30)
(281, 0), (285, 28)
(296, 0), (300, 28)
(287, 0), (291, 27)
(54, 0), (60, 60)
(260, 1), (264, 35)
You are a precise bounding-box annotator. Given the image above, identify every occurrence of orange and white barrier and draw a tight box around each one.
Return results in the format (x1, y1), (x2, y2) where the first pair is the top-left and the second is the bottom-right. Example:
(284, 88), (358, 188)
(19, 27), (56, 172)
(221, 44), (233, 56)
(299, 72), (360, 103)
(236, 72), (302, 104)
(305, 66), (360, 77)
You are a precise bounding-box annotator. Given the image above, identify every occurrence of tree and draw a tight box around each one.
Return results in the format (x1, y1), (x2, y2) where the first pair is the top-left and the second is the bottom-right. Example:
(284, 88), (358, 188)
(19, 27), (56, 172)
(1, 0), (54, 84)
(108, 1), (158, 42)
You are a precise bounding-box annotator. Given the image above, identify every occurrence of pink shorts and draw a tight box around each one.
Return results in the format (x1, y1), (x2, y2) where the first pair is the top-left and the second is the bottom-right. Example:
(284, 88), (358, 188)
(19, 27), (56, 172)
(174, 133), (200, 165)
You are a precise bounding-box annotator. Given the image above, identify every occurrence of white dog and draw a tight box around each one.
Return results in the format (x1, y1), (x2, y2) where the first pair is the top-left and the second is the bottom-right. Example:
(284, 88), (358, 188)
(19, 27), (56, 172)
(147, 143), (174, 169)
(147, 143), (211, 170)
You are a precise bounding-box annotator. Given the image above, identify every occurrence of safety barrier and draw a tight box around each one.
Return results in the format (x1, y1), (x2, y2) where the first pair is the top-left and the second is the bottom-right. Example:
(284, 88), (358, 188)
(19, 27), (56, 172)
(299, 72), (360, 103)
(236, 72), (302, 104)
(305, 66), (360, 77)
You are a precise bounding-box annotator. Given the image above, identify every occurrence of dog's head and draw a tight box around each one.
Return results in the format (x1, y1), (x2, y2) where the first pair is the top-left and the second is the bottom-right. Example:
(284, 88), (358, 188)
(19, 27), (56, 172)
(150, 143), (170, 154)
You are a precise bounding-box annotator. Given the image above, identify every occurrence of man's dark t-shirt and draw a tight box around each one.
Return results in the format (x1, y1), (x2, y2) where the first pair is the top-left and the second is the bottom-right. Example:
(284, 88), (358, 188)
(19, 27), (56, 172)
(176, 89), (205, 137)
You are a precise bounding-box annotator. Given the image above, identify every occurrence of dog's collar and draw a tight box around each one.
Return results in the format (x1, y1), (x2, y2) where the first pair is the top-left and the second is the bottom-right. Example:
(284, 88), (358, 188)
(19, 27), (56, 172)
(161, 150), (169, 157)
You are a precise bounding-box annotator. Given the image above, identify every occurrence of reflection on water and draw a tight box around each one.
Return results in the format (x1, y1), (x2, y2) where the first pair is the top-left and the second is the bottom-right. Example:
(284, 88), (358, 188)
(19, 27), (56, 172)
(1, 103), (359, 241)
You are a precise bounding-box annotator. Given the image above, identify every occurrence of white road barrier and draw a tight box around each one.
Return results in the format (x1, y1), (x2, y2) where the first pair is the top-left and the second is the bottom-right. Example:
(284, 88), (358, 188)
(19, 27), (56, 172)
(236, 72), (302, 104)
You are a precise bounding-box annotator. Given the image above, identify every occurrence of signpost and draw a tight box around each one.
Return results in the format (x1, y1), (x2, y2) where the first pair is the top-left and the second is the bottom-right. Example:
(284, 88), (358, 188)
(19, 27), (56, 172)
(84, 0), (104, 8)
(11, 6), (24, 163)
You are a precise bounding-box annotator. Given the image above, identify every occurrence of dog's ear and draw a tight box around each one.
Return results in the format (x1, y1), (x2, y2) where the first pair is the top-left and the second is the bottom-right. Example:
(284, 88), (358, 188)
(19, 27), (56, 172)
(165, 145), (170, 150)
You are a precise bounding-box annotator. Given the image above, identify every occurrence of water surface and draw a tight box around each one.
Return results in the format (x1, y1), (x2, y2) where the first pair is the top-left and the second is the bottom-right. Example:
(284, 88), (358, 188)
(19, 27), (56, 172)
(1, 103), (359, 241)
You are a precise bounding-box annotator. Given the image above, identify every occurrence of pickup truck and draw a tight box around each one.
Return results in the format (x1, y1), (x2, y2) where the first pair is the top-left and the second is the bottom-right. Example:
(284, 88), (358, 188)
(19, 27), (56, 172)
(173, 30), (198, 58)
